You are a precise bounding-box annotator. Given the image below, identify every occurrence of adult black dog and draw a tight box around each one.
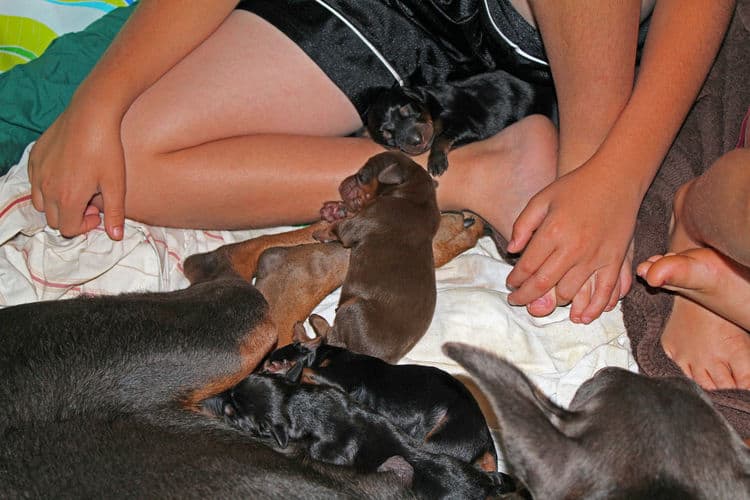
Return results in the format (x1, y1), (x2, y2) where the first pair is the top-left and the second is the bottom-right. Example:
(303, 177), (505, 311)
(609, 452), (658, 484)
(0, 262), (501, 498)
(366, 71), (555, 176)
(0, 269), (417, 497)
(259, 321), (498, 472)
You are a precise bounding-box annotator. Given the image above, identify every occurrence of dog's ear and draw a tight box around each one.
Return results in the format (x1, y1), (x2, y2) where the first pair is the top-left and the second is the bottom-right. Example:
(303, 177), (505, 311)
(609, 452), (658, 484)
(292, 321), (313, 343)
(269, 422), (289, 449)
(400, 85), (426, 105)
(377, 159), (409, 186)
(442, 342), (573, 495)
(307, 314), (331, 343)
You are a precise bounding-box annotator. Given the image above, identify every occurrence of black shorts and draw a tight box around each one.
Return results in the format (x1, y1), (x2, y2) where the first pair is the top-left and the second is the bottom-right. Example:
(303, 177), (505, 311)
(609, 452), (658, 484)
(236, 0), (650, 117)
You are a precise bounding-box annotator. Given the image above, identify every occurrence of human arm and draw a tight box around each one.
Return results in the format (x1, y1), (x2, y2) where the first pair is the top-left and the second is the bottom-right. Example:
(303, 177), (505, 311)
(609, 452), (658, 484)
(28, 0), (240, 239)
(506, 0), (736, 322)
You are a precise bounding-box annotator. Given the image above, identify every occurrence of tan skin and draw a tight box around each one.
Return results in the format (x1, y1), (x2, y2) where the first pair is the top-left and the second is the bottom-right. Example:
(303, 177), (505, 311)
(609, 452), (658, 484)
(637, 146), (750, 390)
(506, 0), (735, 323)
(27, 0), (734, 325)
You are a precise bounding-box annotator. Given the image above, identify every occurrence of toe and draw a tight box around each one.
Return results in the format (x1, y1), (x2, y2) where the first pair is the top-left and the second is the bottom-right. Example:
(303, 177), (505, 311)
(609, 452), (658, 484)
(526, 290), (557, 317)
(711, 362), (737, 389)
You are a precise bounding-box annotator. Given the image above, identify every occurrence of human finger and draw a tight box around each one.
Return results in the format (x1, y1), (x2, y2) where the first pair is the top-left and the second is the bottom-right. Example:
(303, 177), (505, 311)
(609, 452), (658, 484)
(506, 197), (549, 254)
(507, 248), (567, 306)
(100, 168), (126, 241)
(580, 267), (619, 323)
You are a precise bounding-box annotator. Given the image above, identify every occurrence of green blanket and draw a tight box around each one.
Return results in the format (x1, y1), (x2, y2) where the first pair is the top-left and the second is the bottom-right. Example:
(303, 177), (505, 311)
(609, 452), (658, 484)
(0, 5), (134, 174)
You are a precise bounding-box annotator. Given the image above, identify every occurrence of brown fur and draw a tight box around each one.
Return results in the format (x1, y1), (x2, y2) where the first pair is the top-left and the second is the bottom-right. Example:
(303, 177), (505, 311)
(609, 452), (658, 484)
(311, 152), (440, 362)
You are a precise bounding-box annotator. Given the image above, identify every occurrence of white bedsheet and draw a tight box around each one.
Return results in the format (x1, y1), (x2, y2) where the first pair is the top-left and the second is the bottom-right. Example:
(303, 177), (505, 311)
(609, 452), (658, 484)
(0, 143), (636, 407)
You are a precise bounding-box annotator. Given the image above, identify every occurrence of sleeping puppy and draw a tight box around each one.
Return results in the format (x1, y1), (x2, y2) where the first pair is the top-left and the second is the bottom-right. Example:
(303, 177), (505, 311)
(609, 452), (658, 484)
(259, 322), (498, 473)
(214, 373), (510, 499)
(312, 151), (441, 363)
(444, 342), (750, 499)
(366, 71), (556, 176)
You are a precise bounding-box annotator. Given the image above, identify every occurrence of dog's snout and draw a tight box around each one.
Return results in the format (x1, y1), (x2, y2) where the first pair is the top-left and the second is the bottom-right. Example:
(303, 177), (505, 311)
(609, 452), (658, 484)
(405, 132), (424, 147)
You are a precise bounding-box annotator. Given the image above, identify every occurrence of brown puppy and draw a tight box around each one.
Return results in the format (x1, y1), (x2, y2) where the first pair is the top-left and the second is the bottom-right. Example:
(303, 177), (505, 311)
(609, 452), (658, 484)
(310, 152), (440, 362)
(184, 211), (485, 348)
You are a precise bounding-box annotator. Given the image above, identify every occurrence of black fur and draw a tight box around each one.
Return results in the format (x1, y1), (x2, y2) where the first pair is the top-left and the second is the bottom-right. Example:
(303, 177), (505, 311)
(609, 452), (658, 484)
(259, 337), (498, 470)
(366, 71), (556, 176)
(219, 373), (508, 499)
(0, 274), (414, 497)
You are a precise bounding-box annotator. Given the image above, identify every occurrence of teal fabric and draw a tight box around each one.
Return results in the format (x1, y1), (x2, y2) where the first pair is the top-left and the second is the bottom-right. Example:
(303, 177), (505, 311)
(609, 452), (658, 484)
(0, 5), (135, 174)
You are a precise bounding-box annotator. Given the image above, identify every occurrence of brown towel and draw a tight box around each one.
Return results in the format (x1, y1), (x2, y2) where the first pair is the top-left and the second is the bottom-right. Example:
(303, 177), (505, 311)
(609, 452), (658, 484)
(623, 0), (750, 437)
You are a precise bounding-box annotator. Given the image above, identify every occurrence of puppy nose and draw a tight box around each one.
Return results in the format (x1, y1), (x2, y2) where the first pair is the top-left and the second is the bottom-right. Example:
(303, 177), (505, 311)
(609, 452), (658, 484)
(405, 132), (423, 146)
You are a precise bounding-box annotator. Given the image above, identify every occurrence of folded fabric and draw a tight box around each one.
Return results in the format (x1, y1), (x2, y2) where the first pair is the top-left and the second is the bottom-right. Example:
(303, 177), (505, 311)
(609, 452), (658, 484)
(623, 0), (750, 437)
(0, 4), (134, 173)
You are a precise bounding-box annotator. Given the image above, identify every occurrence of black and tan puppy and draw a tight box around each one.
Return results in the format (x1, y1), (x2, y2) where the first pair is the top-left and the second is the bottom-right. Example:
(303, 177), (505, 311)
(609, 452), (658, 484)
(260, 323), (498, 472)
(217, 373), (509, 499)
(444, 342), (750, 499)
(312, 151), (441, 362)
(366, 71), (556, 176)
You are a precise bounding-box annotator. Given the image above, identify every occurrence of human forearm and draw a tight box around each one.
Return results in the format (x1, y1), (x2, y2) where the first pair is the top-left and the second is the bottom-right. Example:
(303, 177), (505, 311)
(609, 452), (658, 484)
(74, 0), (240, 115)
(582, 0), (735, 200)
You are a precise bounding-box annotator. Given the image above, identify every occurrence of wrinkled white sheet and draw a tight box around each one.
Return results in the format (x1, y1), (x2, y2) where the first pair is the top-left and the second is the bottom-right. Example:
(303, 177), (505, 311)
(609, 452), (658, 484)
(0, 144), (636, 408)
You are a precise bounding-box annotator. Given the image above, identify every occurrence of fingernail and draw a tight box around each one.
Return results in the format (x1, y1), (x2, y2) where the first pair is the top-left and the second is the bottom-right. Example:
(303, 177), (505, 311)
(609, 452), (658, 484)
(581, 316), (592, 324)
(112, 226), (123, 240)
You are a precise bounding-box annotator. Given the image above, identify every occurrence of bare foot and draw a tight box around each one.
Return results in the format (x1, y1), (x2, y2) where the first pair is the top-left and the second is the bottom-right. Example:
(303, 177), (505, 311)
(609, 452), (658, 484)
(436, 114), (558, 240)
(637, 184), (750, 390)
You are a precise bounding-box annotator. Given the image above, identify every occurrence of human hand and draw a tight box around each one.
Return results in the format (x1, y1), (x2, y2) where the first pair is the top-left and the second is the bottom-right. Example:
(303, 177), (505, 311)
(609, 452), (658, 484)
(28, 99), (126, 240)
(505, 165), (638, 323)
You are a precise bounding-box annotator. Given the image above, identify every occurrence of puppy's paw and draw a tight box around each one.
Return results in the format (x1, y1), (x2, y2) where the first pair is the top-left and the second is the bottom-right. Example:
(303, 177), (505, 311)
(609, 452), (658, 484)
(320, 201), (347, 222)
(427, 151), (449, 177)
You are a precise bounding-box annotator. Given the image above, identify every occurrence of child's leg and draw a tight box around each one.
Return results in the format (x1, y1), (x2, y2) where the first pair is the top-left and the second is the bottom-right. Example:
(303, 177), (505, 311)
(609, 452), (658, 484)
(113, 11), (558, 236)
(637, 140), (750, 390)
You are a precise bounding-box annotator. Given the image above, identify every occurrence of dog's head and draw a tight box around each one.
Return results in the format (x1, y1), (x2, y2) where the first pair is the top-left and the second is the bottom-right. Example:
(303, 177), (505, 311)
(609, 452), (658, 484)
(338, 152), (436, 214)
(366, 86), (435, 155)
(259, 315), (351, 387)
(443, 342), (750, 499)
(227, 374), (293, 448)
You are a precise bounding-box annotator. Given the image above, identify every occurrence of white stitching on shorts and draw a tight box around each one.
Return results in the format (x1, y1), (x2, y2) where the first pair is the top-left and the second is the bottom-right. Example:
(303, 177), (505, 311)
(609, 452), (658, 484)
(482, 0), (549, 67)
(313, 0), (404, 85)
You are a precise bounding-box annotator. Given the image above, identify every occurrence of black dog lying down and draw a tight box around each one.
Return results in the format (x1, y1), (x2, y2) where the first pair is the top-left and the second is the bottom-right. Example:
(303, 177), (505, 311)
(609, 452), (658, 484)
(444, 342), (750, 499)
(0, 264), (502, 498)
(366, 70), (556, 176)
(258, 318), (498, 472)
(213, 373), (508, 499)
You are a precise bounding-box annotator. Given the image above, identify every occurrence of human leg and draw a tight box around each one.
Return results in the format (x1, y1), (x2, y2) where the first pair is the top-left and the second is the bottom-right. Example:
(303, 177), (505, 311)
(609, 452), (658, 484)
(636, 143), (750, 389)
(114, 11), (557, 233)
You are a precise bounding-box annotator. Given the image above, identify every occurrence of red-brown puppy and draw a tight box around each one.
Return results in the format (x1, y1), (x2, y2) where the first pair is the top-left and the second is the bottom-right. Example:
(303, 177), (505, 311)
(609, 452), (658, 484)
(312, 151), (440, 363)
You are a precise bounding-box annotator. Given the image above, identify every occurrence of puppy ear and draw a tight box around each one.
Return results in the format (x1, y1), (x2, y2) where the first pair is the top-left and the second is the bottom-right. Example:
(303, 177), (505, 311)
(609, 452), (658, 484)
(400, 85), (426, 105)
(292, 321), (311, 343)
(270, 422), (289, 449)
(442, 342), (572, 495)
(307, 314), (331, 343)
(377, 160), (409, 185)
